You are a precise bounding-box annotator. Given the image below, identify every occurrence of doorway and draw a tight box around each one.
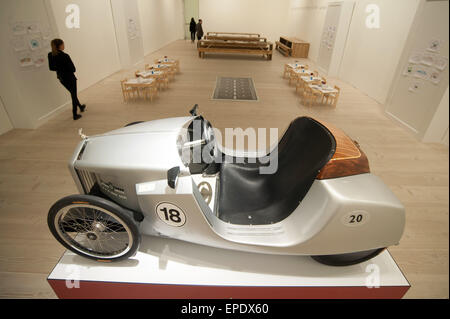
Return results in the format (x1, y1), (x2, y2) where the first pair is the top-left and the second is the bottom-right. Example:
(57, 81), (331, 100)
(183, 0), (199, 40)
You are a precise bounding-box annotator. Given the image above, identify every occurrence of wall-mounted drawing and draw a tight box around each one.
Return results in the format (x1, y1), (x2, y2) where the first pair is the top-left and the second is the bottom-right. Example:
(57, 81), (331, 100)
(26, 22), (40, 34)
(403, 63), (414, 76)
(413, 67), (429, 80)
(18, 51), (33, 67)
(408, 80), (422, 93)
(127, 18), (139, 40)
(10, 21), (26, 35)
(421, 52), (435, 66)
(32, 53), (45, 67)
(41, 27), (52, 40)
(11, 37), (27, 52)
(28, 37), (42, 51)
(433, 55), (448, 71)
(426, 39), (441, 53)
(429, 70), (441, 85)
(408, 51), (423, 64)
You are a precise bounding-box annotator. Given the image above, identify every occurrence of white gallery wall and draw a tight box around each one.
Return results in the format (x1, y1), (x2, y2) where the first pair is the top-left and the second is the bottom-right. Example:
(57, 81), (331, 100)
(0, 98), (13, 135)
(339, 0), (421, 104)
(111, 0), (145, 67)
(49, 0), (122, 91)
(287, 0), (329, 63)
(423, 87), (449, 146)
(199, 0), (291, 42)
(138, 0), (184, 55)
(0, 0), (184, 132)
(386, 0), (449, 143)
(0, 0), (69, 129)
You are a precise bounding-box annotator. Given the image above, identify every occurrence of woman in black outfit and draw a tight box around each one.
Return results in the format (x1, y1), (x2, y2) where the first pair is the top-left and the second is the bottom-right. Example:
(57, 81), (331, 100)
(189, 18), (196, 43)
(48, 39), (86, 120)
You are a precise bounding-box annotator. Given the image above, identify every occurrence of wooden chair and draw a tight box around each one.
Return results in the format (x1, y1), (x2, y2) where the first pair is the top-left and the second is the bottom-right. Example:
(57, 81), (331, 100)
(156, 58), (180, 73)
(166, 65), (176, 80)
(284, 61), (307, 79)
(317, 78), (327, 103)
(289, 70), (298, 85)
(296, 77), (306, 95)
(143, 82), (158, 102)
(154, 58), (180, 73)
(132, 81), (158, 102)
(283, 64), (291, 78)
(325, 85), (340, 107)
(120, 79), (136, 102)
(302, 85), (322, 106)
(157, 71), (170, 89)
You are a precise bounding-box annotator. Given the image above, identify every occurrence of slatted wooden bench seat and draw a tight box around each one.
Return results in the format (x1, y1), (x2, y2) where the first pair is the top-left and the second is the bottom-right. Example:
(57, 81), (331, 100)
(198, 32), (273, 60)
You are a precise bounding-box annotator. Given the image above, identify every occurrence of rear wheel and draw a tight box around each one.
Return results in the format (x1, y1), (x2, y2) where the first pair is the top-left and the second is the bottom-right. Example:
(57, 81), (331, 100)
(311, 248), (386, 266)
(48, 194), (140, 262)
(124, 121), (144, 127)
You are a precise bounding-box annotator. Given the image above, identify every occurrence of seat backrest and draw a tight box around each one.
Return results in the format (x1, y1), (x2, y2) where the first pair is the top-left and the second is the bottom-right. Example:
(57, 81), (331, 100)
(218, 117), (336, 225)
(268, 117), (336, 198)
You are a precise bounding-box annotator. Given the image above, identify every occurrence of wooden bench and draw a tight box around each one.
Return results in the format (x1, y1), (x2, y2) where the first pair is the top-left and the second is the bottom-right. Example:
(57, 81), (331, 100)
(205, 32), (266, 43)
(206, 35), (267, 42)
(275, 41), (291, 56)
(198, 32), (273, 60)
(206, 32), (261, 37)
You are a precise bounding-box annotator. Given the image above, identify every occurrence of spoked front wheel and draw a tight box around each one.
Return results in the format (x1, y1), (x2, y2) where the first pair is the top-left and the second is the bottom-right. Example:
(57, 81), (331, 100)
(311, 248), (386, 266)
(48, 194), (141, 262)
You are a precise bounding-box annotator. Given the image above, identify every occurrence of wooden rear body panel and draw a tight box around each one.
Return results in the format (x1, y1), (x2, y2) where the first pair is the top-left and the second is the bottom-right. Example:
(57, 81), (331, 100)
(316, 121), (370, 179)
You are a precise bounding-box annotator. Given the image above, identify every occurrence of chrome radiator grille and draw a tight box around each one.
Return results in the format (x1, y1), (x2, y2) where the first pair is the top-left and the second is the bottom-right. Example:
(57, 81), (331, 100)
(75, 169), (97, 194)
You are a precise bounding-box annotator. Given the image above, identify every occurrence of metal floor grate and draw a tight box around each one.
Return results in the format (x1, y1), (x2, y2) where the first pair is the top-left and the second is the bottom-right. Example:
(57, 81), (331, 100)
(212, 77), (258, 101)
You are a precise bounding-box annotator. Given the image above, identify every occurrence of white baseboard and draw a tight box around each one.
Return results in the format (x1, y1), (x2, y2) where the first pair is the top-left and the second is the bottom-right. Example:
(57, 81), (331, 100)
(385, 110), (419, 135)
(35, 100), (71, 128)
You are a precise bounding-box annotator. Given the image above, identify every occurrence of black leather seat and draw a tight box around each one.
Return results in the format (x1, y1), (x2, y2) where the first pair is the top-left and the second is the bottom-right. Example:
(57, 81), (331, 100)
(218, 117), (336, 225)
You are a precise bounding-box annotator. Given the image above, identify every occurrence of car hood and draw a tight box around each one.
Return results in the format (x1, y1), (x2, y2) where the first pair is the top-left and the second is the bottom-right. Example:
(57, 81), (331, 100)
(97, 116), (195, 137)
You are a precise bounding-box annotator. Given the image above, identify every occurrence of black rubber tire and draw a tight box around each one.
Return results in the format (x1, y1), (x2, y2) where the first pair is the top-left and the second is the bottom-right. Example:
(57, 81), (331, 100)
(311, 248), (386, 266)
(124, 121), (144, 127)
(48, 194), (141, 262)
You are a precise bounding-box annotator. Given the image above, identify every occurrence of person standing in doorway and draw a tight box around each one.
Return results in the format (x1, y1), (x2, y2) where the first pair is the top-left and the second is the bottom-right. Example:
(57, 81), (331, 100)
(196, 19), (204, 41)
(189, 18), (196, 43)
(48, 38), (86, 120)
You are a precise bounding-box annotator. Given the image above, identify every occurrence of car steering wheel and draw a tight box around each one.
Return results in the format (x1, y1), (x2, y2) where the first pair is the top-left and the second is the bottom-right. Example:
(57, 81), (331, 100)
(201, 119), (216, 159)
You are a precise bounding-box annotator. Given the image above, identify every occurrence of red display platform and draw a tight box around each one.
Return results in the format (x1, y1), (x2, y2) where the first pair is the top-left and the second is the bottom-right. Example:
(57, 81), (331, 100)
(48, 236), (409, 299)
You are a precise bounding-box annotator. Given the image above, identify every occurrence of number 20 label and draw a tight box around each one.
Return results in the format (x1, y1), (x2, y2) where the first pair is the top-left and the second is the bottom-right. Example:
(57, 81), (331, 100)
(341, 210), (370, 227)
(156, 202), (186, 227)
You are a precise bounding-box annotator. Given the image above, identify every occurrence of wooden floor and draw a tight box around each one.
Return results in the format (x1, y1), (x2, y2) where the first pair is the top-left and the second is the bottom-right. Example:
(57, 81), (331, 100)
(0, 40), (448, 299)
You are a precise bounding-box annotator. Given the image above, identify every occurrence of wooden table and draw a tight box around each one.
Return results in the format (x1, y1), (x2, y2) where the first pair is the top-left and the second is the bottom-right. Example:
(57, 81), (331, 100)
(301, 75), (322, 83)
(155, 58), (180, 72)
(150, 63), (170, 69)
(124, 78), (157, 101)
(289, 67), (311, 84)
(137, 69), (168, 89)
(297, 76), (323, 101)
(286, 63), (307, 69)
(303, 84), (338, 106)
(137, 70), (164, 78)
